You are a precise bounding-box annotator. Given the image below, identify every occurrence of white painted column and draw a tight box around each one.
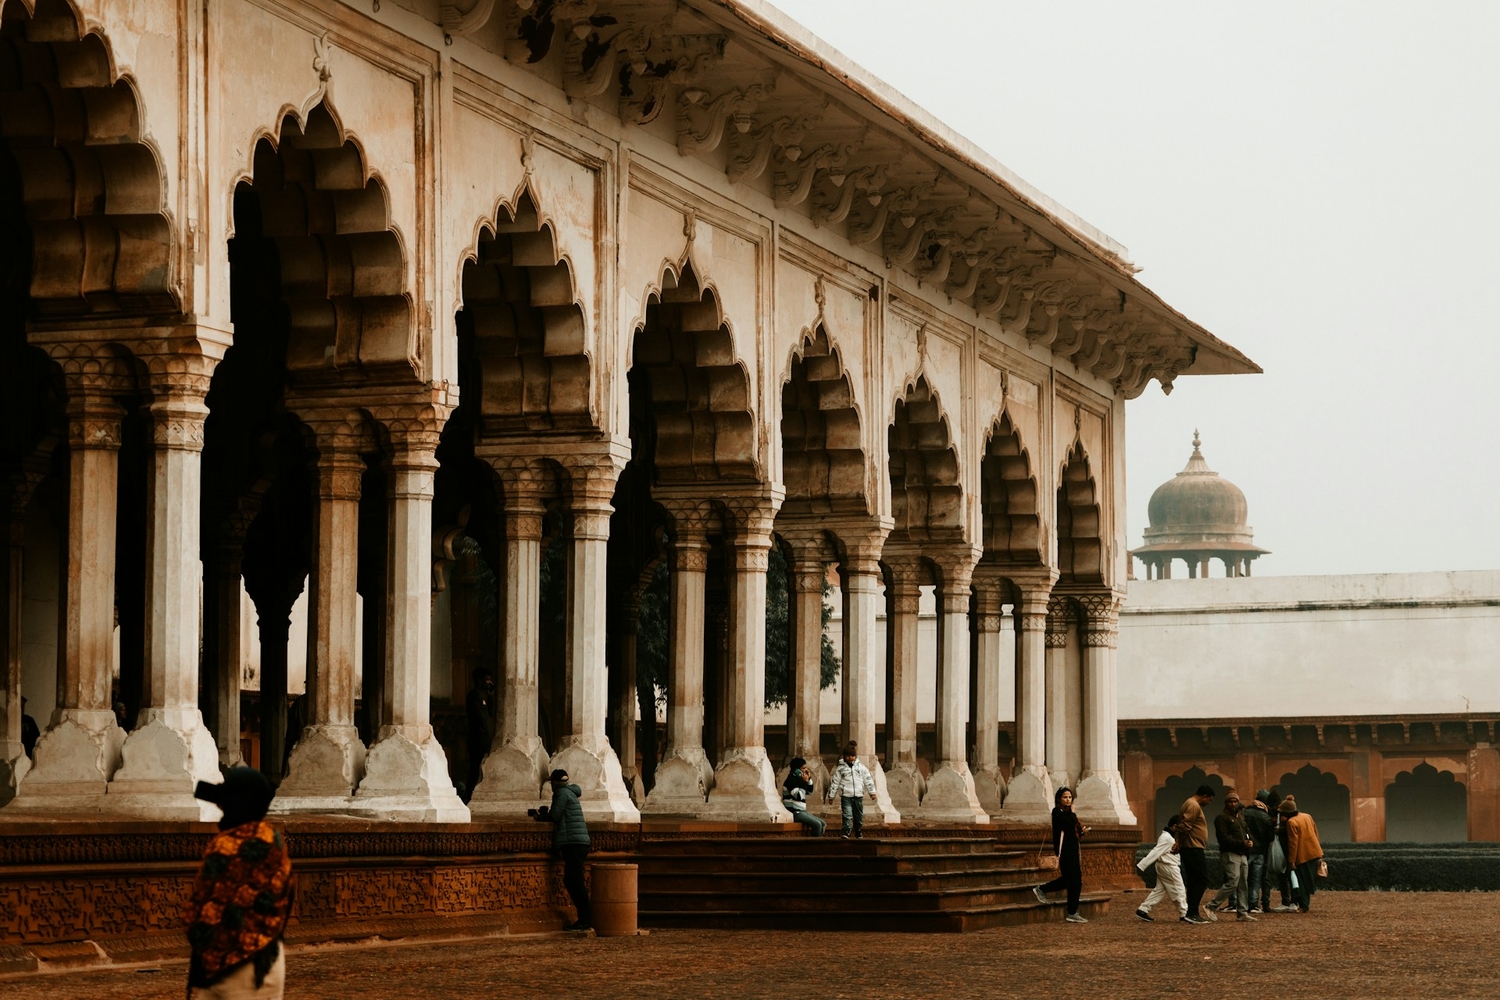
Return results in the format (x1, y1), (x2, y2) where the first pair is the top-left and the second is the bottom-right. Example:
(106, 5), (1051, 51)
(703, 498), (788, 821)
(919, 559), (987, 823)
(787, 556), (827, 789)
(643, 505), (712, 815)
(1044, 597), (1074, 794)
(843, 531), (898, 824)
(882, 558), (923, 814)
(548, 453), (638, 822)
(971, 572), (1005, 814)
(470, 468), (549, 816)
(1074, 593), (1137, 825)
(15, 391), (127, 808)
(278, 440), (367, 808)
(1001, 582), (1055, 821)
(355, 427), (468, 821)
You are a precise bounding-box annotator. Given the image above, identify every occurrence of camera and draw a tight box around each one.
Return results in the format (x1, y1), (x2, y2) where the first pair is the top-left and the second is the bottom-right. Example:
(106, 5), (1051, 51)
(526, 808), (538, 817)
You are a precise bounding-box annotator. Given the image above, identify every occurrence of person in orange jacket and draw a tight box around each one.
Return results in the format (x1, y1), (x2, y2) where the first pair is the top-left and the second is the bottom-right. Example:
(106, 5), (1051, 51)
(1280, 795), (1324, 913)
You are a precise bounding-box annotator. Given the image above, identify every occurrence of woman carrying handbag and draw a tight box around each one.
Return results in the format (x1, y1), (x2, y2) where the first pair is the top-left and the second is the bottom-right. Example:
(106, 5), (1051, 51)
(1033, 786), (1090, 923)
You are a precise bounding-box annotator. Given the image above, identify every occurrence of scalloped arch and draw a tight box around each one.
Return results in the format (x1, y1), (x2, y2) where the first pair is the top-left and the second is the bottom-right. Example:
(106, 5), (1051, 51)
(1055, 440), (1103, 583)
(780, 324), (865, 510)
(887, 374), (963, 540)
(980, 409), (1042, 565)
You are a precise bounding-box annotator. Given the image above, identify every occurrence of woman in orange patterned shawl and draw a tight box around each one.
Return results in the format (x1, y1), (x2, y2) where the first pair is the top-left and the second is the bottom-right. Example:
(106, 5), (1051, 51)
(186, 767), (293, 998)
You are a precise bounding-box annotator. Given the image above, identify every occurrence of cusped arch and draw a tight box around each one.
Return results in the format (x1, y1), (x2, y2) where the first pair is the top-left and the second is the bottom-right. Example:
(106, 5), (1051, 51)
(1056, 441), (1103, 584)
(234, 101), (411, 377)
(1385, 762), (1468, 843)
(980, 410), (1042, 565)
(887, 374), (962, 540)
(628, 260), (756, 484)
(1153, 765), (1230, 834)
(780, 324), (864, 512)
(1276, 764), (1351, 844)
(1, 0), (176, 316)
(458, 187), (591, 433)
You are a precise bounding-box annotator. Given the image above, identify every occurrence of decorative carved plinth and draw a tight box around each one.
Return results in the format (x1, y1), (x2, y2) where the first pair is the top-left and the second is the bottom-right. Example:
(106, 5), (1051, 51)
(0, 743), (29, 807)
(467, 738), (550, 818)
(353, 729), (470, 823)
(9, 710), (125, 809)
(884, 761), (925, 815)
(276, 725), (367, 804)
(701, 748), (791, 823)
(911, 762), (989, 824)
(996, 765), (1055, 824)
(972, 764), (1008, 816)
(1074, 769), (1138, 826)
(548, 739), (640, 823)
(105, 710), (224, 821)
(641, 748), (714, 817)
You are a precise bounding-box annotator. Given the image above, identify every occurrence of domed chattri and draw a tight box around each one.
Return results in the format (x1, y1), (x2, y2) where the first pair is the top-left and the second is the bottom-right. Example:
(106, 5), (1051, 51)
(1130, 431), (1268, 579)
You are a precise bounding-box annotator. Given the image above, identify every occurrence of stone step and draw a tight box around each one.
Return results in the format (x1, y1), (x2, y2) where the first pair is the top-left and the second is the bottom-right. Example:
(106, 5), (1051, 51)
(641, 867), (1042, 894)
(637, 852), (1030, 877)
(640, 894), (1111, 933)
(638, 836), (1009, 858)
(639, 883), (1046, 913)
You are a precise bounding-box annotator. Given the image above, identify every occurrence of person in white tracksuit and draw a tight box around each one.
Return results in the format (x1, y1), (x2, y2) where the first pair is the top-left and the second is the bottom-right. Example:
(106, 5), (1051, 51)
(1136, 816), (1189, 922)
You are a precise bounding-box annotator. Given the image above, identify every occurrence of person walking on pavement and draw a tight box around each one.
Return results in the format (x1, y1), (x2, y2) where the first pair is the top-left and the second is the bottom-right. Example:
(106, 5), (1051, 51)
(825, 741), (877, 839)
(1281, 795), (1325, 913)
(782, 757), (826, 836)
(1178, 784), (1216, 923)
(1034, 786), (1090, 923)
(1243, 789), (1276, 914)
(464, 668), (497, 803)
(186, 767), (294, 999)
(1208, 791), (1256, 920)
(1136, 815), (1188, 923)
(533, 768), (592, 931)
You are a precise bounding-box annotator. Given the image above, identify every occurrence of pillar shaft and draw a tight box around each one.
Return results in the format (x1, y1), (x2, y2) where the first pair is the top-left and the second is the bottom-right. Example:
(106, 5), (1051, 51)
(839, 529), (897, 825)
(883, 566), (921, 770)
(211, 562), (244, 767)
(1072, 593), (1136, 825)
(2, 518), (29, 795)
(972, 579), (1003, 773)
(998, 578), (1056, 821)
(788, 561), (825, 762)
(1044, 597), (1074, 787)
(665, 529), (708, 755)
(917, 555), (986, 823)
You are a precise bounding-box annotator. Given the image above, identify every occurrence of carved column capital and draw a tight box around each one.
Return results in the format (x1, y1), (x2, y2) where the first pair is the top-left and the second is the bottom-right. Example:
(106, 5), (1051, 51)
(1045, 596), (1076, 647)
(1075, 591), (1123, 648)
(658, 496), (715, 540)
(66, 396), (124, 451)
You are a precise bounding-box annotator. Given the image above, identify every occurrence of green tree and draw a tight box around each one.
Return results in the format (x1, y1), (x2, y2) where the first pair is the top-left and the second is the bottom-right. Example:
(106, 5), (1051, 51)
(762, 544), (840, 708)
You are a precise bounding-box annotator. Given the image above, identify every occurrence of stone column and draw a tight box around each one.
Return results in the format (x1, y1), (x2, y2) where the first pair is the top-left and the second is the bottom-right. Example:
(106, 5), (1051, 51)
(840, 526), (898, 824)
(919, 554), (987, 823)
(1044, 597), (1074, 793)
(882, 557), (924, 814)
(609, 593), (644, 806)
(547, 452), (638, 822)
(1001, 577), (1055, 821)
(101, 378), (221, 817)
(209, 545), (246, 768)
(1348, 748), (1385, 843)
(786, 547), (829, 795)
(970, 570), (1006, 815)
(470, 464), (550, 816)
(1072, 593), (1136, 825)
(1, 502), (32, 801)
(702, 496), (788, 822)
(13, 391), (128, 808)
(277, 433), (368, 809)
(643, 501), (713, 815)
(354, 415), (468, 821)
(1468, 747), (1500, 842)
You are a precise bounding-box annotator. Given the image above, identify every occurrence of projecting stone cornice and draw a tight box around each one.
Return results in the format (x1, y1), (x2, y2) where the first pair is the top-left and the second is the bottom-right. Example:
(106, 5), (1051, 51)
(456, 0), (1259, 397)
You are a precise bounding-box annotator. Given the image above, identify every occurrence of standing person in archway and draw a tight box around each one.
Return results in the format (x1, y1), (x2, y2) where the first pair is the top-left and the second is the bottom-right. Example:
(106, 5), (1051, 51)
(1177, 784), (1216, 923)
(1280, 795), (1324, 913)
(533, 768), (593, 931)
(1034, 786), (1089, 923)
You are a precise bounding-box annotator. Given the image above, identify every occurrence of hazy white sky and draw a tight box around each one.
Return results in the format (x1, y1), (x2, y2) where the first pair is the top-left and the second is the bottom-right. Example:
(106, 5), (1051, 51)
(764, 1), (1500, 576)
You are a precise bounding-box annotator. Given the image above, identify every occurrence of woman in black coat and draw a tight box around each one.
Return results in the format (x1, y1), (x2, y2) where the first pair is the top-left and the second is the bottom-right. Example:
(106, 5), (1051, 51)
(1034, 786), (1090, 922)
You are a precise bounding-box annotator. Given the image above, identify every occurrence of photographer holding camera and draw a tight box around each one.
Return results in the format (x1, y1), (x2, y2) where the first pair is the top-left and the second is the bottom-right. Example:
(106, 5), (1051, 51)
(530, 768), (592, 931)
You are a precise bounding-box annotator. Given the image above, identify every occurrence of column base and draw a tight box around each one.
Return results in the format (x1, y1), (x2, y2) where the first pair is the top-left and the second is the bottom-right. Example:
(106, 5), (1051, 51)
(104, 709), (224, 820)
(642, 748), (713, 817)
(353, 726), (470, 822)
(859, 755), (902, 826)
(972, 764), (1008, 816)
(701, 747), (791, 823)
(883, 760), (925, 815)
(911, 761), (989, 824)
(7, 710), (126, 808)
(468, 737), (550, 818)
(996, 765), (1055, 823)
(549, 737), (640, 823)
(274, 725), (367, 804)
(0, 741), (30, 807)
(1074, 769), (1138, 826)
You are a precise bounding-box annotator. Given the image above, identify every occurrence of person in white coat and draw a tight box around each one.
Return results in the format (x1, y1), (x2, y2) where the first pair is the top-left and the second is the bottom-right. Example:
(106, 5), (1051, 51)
(825, 741), (878, 839)
(1136, 815), (1190, 923)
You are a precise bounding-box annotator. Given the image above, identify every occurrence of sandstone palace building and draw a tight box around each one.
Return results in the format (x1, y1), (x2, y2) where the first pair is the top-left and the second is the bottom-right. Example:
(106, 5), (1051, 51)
(0, 0), (1257, 829)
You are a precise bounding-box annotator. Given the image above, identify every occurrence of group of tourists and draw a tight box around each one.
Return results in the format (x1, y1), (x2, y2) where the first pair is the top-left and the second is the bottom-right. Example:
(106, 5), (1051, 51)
(781, 741), (882, 839)
(1134, 783), (1325, 924)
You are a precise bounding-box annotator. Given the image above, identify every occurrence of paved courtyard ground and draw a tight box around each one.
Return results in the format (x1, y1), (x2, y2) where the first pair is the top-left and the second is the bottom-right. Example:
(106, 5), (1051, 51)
(6, 892), (1492, 999)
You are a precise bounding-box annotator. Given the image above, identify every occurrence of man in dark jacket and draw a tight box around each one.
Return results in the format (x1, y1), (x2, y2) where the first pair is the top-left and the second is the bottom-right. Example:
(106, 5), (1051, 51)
(533, 768), (591, 931)
(1209, 791), (1255, 920)
(1242, 789), (1276, 913)
(464, 669), (497, 803)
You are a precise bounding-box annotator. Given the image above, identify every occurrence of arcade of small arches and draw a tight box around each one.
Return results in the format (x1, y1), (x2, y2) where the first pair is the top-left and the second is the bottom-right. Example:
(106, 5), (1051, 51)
(0, 0), (1256, 826)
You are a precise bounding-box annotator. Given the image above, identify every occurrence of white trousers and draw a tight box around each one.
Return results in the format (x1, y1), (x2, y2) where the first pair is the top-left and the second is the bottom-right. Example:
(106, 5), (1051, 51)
(1139, 862), (1187, 917)
(191, 950), (285, 1000)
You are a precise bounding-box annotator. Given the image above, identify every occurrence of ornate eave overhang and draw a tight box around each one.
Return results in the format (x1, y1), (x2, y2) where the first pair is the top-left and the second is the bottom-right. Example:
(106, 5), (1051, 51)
(447, 0), (1260, 397)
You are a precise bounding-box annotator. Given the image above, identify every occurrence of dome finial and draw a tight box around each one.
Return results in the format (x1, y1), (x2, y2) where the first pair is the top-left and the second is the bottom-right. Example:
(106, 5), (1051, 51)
(1192, 428), (1201, 452)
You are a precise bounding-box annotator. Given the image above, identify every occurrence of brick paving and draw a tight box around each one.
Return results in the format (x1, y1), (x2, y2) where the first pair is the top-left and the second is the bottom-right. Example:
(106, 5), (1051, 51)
(6, 892), (1494, 999)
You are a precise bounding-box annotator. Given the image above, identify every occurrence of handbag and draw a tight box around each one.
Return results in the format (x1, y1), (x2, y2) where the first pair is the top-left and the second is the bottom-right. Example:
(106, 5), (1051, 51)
(1034, 829), (1060, 872)
(1317, 858), (1329, 878)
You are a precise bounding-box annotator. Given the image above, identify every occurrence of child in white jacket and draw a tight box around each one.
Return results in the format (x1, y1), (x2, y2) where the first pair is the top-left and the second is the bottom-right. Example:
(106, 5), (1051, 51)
(1136, 816), (1188, 922)
(824, 741), (877, 839)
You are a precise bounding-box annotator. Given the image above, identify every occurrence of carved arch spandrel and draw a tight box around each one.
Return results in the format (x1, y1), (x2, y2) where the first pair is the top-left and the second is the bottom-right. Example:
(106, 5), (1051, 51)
(1, 0), (178, 318)
(458, 186), (594, 435)
(628, 259), (759, 485)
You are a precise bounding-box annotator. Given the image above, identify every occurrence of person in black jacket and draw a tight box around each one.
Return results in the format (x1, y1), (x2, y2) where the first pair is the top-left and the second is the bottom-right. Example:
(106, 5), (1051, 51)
(781, 757), (825, 836)
(464, 669), (497, 803)
(1243, 789), (1276, 913)
(1208, 790), (1256, 920)
(532, 768), (592, 931)
(1034, 786), (1090, 922)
